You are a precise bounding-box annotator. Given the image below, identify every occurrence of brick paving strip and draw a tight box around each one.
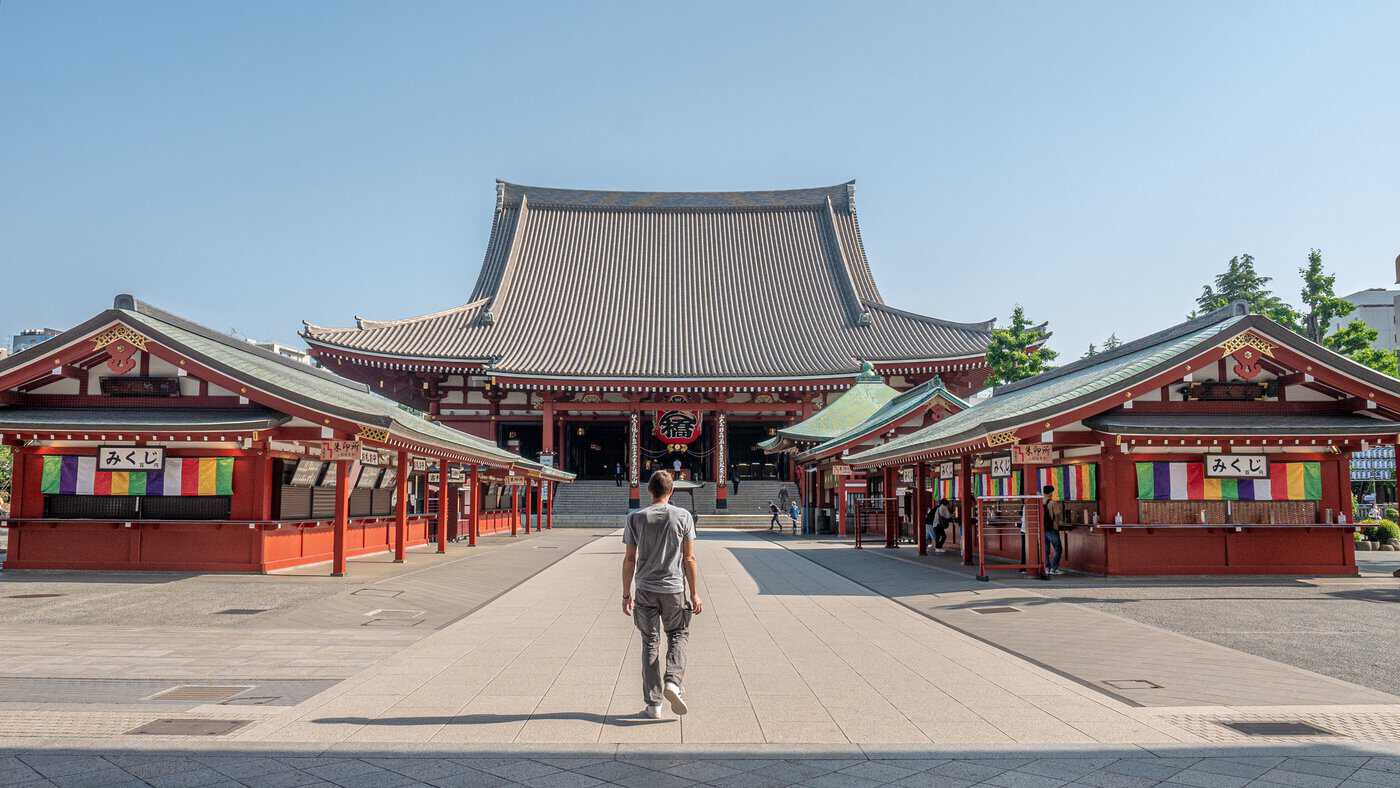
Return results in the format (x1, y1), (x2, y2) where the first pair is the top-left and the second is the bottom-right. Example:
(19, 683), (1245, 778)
(3, 742), (1400, 787)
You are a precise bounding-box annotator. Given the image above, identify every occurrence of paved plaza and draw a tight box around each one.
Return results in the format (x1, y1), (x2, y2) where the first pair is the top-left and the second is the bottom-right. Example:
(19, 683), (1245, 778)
(2, 530), (1400, 785)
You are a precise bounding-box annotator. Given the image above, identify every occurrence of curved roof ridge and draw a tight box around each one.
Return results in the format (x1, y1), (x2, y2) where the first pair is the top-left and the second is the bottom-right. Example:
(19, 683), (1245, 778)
(495, 179), (857, 211)
(305, 300), (489, 335)
(864, 301), (996, 332)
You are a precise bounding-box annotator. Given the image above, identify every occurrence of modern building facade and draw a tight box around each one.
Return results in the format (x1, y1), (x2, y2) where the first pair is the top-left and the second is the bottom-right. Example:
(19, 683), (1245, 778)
(303, 181), (997, 509)
(1332, 288), (1400, 350)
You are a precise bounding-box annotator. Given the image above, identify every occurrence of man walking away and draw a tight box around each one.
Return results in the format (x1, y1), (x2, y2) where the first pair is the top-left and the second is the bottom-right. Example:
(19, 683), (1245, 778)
(1042, 485), (1063, 575)
(614, 461), (624, 487)
(622, 471), (703, 719)
(768, 501), (781, 531)
(730, 465), (740, 495)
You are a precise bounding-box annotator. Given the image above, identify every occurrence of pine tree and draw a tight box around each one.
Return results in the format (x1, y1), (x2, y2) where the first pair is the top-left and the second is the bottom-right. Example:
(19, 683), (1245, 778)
(1082, 343), (1098, 359)
(1102, 334), (1122, 351)
(1196, 253), (1301, 331)
(1299, 249), (1354, 343)
(985, 305), (1058, 386)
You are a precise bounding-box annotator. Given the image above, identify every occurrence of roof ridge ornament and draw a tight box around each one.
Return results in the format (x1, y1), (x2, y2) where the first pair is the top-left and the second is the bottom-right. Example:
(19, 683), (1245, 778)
(856, 360), (881, 382)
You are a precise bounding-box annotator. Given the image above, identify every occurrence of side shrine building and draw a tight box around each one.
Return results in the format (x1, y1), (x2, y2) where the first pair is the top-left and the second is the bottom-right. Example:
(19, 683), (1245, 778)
(303, 181), (996, 509)
(0, 296), (571, 575)
(847, 302), (1400, 576)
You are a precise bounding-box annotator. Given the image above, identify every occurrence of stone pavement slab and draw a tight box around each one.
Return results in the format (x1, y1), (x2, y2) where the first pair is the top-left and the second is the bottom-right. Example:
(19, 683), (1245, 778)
(220, 531), (1191, 746)
(774, 537), (1398, 709)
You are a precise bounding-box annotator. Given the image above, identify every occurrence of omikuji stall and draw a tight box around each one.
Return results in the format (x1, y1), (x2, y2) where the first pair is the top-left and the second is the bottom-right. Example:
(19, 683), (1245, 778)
(0, 295), (571, 575)
(848, 302), (1400, 576)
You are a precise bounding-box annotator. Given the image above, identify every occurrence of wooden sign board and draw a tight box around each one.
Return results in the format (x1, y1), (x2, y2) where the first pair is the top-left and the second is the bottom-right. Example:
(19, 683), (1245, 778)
(937, 461), (955, 480)
(446, 467), (467, 485)
(428, 472), (440, 484)
(321, 440), (361, 461)
(990, 454), (1013, 478)
(504, 475), (526, 486)
(1011, 444), (1053, 465)
(1205, 454), (1268, 478)
(97, 446), (165, 472)
(411, 458), (429, 472)
(99, 376), (181, 398)
(359, 448), (381, 466)
(831, 464), (853, 476)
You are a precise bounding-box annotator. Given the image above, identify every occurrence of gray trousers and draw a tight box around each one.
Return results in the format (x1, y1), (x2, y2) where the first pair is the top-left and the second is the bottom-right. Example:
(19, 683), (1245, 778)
(633, 588), (691, 705)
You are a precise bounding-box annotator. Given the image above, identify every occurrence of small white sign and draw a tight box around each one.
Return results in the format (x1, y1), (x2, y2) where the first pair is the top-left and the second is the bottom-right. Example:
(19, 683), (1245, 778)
(1206, 455), (1269, 478)
(97, 446), (165, 472)
(359, 448), (381, 466)
(990, 455), (1013, 478)
(412, 458), (429, 472)
(831, 464), (852, 476)
(937, 461), (955, 480)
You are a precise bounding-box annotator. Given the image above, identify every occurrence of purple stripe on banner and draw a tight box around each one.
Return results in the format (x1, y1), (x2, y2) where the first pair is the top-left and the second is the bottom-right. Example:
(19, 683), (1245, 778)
(1237, 478), (1255, 501)
(60, 456), (79, 495)
(1153, 462), (1172, 500)
(146, 466), (164, 496)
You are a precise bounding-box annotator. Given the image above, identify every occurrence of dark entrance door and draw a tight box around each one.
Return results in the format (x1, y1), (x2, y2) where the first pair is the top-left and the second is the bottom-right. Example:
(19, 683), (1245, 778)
(568, 421), (628, 480)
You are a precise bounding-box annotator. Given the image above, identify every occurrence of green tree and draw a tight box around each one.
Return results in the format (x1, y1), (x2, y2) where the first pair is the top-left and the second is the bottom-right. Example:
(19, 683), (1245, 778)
(1325, 320), (1399, 376)
(1298, 249), (1354, 343)
(986, 305), (1058, 386)
(1195, 253), (1301, 330)
(1102, 333), (1122, 351)
(1082, 343), (1098, 359)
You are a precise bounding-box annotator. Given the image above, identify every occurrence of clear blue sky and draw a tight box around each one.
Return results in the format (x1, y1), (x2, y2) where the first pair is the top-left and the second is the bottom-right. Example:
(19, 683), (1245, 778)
(3, 1), (1397, 362)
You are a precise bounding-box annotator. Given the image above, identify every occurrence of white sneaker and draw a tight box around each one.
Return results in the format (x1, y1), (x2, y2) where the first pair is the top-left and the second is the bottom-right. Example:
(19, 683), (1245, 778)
(663, 682), (688, 715)
(642, 704), (663, 719)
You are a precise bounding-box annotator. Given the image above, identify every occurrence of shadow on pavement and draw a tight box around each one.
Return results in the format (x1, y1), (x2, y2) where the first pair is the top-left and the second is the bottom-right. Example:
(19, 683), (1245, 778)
(314, 712), (666, 727)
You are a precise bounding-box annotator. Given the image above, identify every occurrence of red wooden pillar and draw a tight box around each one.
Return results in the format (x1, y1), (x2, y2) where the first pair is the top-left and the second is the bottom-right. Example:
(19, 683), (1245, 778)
(332, 459), (351, 576)
(438, 464), (451, 554)
(534, 481), (543, 532)
(884, 466), (897, 548)
(838, 475), (848, 538)
(523, 479), (533, 535)
(468, 464), (479, 547)
(394, 450), (408, 562)
(547, 482), (554, 529)
(959, 454), (975, 565)
(511, 483), (519, 536)
(916, 461), (928, 556)
(5, 445), (24, 565)
(541, 396), (555, 457)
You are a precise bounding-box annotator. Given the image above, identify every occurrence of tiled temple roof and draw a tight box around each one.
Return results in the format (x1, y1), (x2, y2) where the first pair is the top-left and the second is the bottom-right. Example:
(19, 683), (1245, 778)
(303, 181), (994, 380)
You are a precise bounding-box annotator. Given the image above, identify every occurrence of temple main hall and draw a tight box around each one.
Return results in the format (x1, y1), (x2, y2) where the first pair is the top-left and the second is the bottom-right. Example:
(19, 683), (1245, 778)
(303, 181), (994, 510)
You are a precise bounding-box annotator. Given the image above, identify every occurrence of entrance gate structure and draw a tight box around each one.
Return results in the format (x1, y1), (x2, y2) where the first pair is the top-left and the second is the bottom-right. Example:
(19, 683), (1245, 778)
(974, 495), (1045, 581)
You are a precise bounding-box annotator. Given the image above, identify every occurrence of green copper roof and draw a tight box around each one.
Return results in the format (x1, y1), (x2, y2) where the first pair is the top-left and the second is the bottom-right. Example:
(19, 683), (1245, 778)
(848, 308), (1253, 465)
(776, 369), (901, 443)
(797, 376), (968, 462)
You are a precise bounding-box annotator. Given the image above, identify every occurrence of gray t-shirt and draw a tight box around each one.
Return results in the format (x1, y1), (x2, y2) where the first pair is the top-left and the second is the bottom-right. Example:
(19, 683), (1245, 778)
(623, 502), (696, 594)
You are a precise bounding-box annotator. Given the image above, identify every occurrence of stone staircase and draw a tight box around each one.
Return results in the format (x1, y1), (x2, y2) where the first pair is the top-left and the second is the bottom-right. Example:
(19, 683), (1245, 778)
(550, 479), (798, 519)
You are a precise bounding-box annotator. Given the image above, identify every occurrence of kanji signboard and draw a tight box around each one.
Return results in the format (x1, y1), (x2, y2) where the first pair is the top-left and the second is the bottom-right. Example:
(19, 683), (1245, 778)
(320, 441), (361, 461)
(97, 446), (165, 472)
(1205, 455), (1268, 478)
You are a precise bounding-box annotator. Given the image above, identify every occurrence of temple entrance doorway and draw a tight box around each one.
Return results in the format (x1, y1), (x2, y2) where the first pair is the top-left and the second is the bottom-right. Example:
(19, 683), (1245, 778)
(567, 421), (628, 480)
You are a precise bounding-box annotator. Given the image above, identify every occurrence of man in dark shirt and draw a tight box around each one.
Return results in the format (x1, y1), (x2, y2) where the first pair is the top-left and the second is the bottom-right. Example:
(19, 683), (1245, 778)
(1042, 485), (1063, 575)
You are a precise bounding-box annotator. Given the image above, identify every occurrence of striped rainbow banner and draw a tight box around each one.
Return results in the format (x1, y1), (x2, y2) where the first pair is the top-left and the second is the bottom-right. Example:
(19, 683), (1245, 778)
(934, 477), (959, 501)
(1037, 464), (1098, 501)
(40, 456), (234, 497)
(973, 471), (1021, 497)
(1134, 461), (1321, 501)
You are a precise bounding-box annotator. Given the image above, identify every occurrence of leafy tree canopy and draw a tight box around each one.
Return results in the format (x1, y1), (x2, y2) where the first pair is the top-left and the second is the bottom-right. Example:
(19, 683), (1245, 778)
(1324, 320), (1399, 376)
(986, 305), (1058, 387)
